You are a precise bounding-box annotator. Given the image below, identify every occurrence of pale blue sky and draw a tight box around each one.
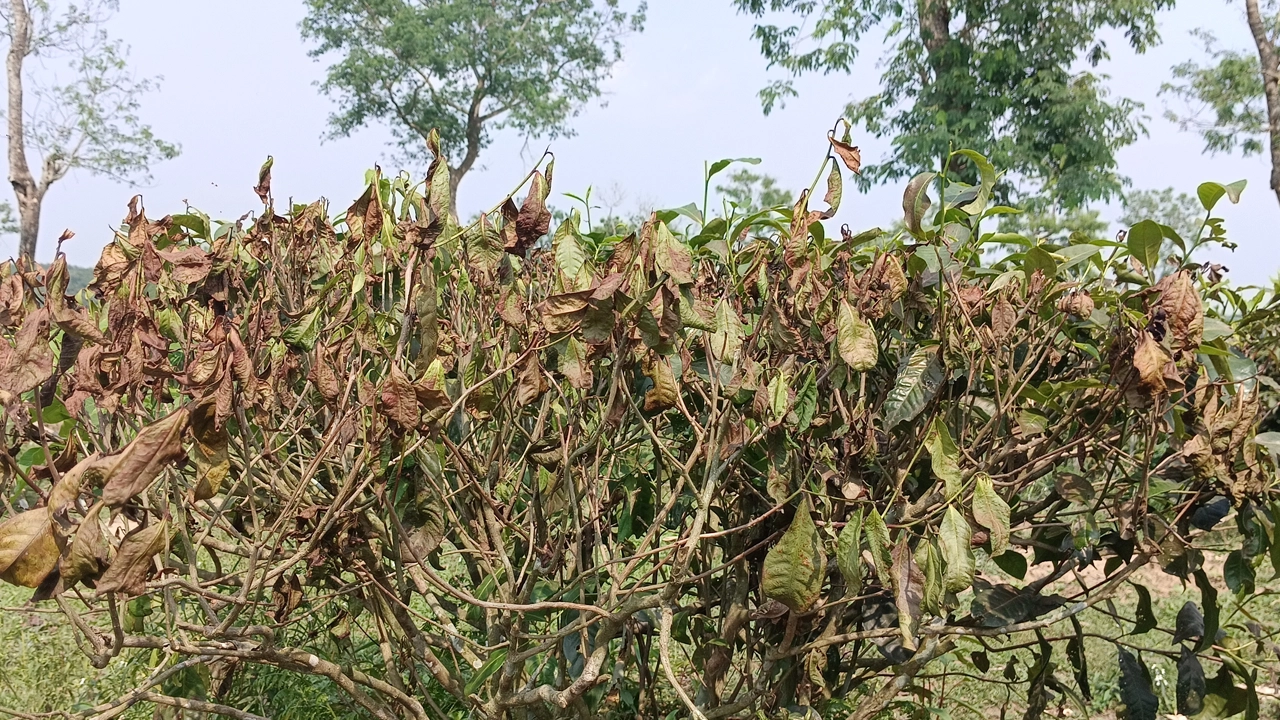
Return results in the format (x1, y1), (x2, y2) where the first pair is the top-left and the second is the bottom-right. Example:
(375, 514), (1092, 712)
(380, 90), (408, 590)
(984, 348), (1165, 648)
(15, 0), (1280, 285)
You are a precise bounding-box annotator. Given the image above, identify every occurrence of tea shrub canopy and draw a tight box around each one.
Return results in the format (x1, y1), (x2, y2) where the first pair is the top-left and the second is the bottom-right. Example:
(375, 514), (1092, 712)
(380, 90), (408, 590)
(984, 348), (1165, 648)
(0, 126), (1276, 720)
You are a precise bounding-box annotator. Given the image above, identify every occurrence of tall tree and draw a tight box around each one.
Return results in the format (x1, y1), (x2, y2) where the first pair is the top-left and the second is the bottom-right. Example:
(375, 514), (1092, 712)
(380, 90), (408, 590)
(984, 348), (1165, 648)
(733, 0), (1173, 209)
(300, 0), (645, 215)
(3, 0), (178, 261)
(1162, 1), (1280, 207)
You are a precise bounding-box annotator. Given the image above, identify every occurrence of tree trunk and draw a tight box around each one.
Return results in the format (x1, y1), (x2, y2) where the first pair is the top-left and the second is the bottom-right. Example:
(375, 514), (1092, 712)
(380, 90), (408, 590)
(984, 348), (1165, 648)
(1245, 0), (1280, 208)
(6, 0), (40, 261)
(918, 0), (951, 56)
(447, 88), (486, 221)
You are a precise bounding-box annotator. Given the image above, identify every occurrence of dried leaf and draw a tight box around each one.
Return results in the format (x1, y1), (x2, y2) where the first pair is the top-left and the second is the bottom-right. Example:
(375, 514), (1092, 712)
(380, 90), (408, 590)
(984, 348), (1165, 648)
(101, 408), (192, 508)
(891, 537), (924, 650)
(1132, 331), (1171, 397)
(381, 365), (421, 428)
(991, 295), (1016, 340)
(0, 306), (55, 399)
(514, 353), (548, 408)
(643, 355), (679, 412)
(60, 502), (109, 588)
(828, 134), (862, 174)
(97, 520), (169, 597)
(1156, 270), (1204, 357)
(510, 170), (551, 255)
(253, 155), (273, 204)
(190, 400), (230, 500)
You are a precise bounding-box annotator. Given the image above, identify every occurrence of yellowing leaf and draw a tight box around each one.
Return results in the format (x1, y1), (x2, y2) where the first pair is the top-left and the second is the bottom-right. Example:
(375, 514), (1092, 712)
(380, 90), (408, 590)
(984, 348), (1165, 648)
(762, 499), (827, 612)
(973, 473), (1011, 556)
(709, 299), (743, 362)
(643, 355), (679, 412)
(864, 507), (892, 584)
(836, 300), (877, 371)
(836, 509), (863, 595)
(0, 509), (58, 588)
(925, 417), (963, 500)
(939, 506), (975, 593)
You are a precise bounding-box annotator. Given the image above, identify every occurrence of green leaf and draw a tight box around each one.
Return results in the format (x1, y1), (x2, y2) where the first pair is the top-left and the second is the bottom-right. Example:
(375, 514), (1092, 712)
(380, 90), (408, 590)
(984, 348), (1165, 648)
(709, 299), (744, 361)
(925, 417), (963, 499)
(1118, 649), (1159, 720)
(1177, 647), (1207, 716)
(993, 551), (1027, 580)
(864, 508), (892, 584)
(1023, 245), (1058, 280)
(465, 648), (508, 695)
(883, 346), (944, 428)
(767, 370), (790, 423)
(903, 172), (936, 236)
(762, 499), (827, 612)
(708, 157), (761, 180)
(917, 539), (944, 616)
(1197, 180), (1247, 212)
(939, 506), (975, 593)
(1127, 219), (1163, 272)
(1194, 569), (1220, 654)
(790, 368), (818, 432)
(553, 214), (590, 290)
(1224, 549), (1256, 595)
(1067, 615), (1091, 700)
(836, 300), (877, 371)
(837, 509), (864, 596)
(955, 150), (995, 215)
(282, 306), (323, 351)
(1255, 432), (1280, 459)
(1132, 582), (1157, 634)
(972, 473), (1010, 556)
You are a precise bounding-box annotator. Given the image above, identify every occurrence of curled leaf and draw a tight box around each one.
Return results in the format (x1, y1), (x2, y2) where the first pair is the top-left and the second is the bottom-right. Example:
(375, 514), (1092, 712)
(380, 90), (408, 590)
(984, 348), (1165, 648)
(0, 509), (59, 588)
(100, 408), (192, 508)
(97, 519), (169, 597)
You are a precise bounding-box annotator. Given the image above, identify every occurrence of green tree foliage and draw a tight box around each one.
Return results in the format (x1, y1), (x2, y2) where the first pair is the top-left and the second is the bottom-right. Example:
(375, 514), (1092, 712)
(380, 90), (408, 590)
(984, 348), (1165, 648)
(733, 0), (1172, 209)
(1163, 1), (1280, 206)
(2, 0), (179, 260)
(715, 168), (792, 211)
(0, 132), (1277, 719)
(1120, 187), (1205, 249)
(300, 0), (644, 212)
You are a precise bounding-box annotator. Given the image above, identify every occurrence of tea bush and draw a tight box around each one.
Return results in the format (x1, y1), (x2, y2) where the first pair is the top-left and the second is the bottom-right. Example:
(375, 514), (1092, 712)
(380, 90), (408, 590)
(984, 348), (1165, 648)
(0, 125), (1277, 720)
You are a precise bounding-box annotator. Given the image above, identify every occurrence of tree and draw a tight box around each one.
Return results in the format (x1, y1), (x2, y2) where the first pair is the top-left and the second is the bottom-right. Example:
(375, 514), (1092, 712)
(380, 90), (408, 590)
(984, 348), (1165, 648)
(2, 0), (178, 261)
(1162, 1), (1280, 207)
(300, 0), (644, 215)
(1120, 187), (1205, 245)
(0, 139), (1276, 720)
(733, 0), (1172, 209)
(715, 168), (792, 211)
